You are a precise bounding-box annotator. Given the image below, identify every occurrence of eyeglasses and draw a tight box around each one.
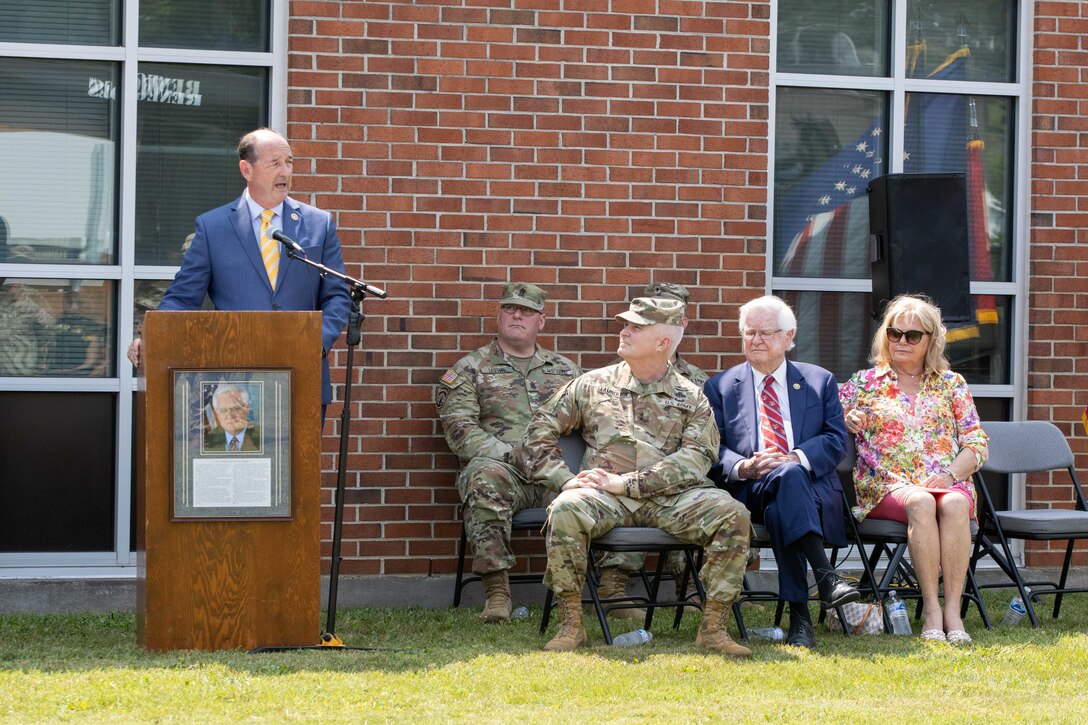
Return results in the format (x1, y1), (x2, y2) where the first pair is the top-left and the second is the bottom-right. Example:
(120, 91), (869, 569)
(886, 327), (930, 345)
(742, 329), (782, 340)
(500, 304), (539, 316)
(214, 405), (249, 416)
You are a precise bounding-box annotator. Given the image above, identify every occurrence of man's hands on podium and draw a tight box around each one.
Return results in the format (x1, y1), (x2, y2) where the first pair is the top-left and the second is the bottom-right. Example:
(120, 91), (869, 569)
(127, 338), (142, 367)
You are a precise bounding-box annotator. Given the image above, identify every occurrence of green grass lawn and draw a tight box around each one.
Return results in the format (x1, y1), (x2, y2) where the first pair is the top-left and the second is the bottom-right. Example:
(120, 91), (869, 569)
(2, 592), (1087, 723)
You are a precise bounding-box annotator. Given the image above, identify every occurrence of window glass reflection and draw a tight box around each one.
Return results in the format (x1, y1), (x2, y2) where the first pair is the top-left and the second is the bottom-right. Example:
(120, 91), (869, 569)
(774, 88), (886, 279)
(131, 279), (214, 342)
(140, 0), (270, 52)
(0, 58), (118, 265)
(0, 278), (115, 378)
(777, 0), (889, 77)
(135, 64), (267, 266)
(906, 0), (1016, 83)
(0, 0), (120, 45)
(779, 290), (1011, 386)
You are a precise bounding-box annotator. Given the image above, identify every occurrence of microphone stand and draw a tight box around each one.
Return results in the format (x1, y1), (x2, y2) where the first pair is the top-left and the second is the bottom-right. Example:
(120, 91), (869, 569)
(251, 242), (406, 653)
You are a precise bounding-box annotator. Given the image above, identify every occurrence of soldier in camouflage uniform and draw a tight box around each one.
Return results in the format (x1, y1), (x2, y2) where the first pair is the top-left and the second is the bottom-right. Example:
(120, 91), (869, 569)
(643, 282), (709, 387)
(598, 283), (711, 617)
(437, 282), (580, 623)
(524, 297), (752, 655)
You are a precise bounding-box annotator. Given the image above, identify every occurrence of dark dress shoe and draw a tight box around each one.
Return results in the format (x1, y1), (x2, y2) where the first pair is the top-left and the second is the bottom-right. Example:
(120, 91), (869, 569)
(786, 613), (816, 648)
(819, 572), (862, 610)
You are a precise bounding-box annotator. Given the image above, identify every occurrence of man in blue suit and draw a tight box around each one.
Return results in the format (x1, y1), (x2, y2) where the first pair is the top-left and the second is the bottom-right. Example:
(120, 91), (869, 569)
(127, 128), (350, 408)
(704, 295), (857, 648)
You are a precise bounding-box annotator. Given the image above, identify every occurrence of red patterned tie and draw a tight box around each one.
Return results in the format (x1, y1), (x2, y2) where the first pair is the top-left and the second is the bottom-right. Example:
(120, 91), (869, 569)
(759, 375), (790, 454)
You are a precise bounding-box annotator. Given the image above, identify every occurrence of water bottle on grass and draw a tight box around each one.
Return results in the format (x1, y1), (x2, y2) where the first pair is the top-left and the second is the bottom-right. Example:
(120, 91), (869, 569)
(612, 628), (652, 647)
(885, 591), (912, 635)
(1001, 588), (1031, 627)
(510, 606), (530, 620)
(747, 627), (785, 642)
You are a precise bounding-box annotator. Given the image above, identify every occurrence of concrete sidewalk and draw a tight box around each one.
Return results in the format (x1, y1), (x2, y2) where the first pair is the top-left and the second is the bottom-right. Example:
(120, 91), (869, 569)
(2, 567), (1086, 613)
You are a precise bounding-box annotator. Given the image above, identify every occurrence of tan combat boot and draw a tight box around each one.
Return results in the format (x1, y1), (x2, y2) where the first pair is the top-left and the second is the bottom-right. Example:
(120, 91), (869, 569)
(480, 570), (512, 623)
(695, 599), (752, 657)
(597, 566), (647, 621)
(544, 592), (588, 651)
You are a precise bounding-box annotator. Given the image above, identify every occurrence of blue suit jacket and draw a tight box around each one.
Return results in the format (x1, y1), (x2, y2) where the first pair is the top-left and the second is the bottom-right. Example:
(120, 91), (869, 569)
(159, 194), (351, 403)
(704, 359), (848, 545)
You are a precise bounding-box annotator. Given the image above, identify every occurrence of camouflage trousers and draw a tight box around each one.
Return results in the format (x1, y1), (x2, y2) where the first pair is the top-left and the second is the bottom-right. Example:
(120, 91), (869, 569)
(457, 457), (555, 575)
(543, 486), (751, 603)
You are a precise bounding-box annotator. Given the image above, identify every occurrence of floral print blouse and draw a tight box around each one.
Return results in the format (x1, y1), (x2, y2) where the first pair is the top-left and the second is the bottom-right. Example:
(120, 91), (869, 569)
(839, 363), (989, 521)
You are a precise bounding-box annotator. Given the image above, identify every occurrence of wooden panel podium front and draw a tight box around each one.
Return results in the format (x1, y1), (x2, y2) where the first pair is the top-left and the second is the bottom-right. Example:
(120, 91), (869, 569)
(136, 311), (322, 651)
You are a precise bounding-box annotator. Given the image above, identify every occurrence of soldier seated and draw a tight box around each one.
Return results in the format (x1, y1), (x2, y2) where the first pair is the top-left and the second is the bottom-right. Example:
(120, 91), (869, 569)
(523, 298), (752, 656)
(436, 283), (579, 622)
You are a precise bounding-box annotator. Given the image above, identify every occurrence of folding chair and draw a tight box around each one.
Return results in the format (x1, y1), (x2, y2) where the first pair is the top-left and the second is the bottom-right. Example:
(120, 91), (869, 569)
(842, 436), (992, 630)
(969, 420), (1088, 626)
(451, 433), (586, 607)
(538, 433), (707, 644)
(452, 506), (546, 607)
(735, 507), (872, 638)
(540, 527), (706, 644)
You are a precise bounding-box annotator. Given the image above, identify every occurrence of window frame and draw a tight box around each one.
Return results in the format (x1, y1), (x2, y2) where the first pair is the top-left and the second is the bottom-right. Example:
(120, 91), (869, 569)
(768, 0), (1034, 516)
(0, 0), (288, 574)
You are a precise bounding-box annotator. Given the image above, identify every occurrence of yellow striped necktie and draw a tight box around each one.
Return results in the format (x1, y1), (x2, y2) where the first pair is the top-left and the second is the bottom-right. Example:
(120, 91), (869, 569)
(259, 209), (279, 290)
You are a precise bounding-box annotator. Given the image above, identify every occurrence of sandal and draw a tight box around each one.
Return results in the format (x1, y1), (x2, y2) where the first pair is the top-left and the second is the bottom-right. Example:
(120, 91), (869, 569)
(920, 629), (946, 642)
(946, 629), (972, 645)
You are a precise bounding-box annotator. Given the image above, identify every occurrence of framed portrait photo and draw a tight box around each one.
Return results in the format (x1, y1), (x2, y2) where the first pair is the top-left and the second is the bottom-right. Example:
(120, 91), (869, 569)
(172, 369), (291, 519)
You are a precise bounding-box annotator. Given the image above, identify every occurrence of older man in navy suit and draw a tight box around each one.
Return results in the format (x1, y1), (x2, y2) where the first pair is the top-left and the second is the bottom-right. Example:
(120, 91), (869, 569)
(704, 295), (857, 648)
(127, 128), (350, 407)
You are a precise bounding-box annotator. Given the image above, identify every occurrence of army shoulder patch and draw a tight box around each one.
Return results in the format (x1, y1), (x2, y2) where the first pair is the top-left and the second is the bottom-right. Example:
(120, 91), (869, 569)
(440, 369), (460, 386)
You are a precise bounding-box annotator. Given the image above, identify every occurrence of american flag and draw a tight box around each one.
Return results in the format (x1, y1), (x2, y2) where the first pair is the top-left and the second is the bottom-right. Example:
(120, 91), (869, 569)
(776, 117), (884, 378)
(779, 118), (885, 278)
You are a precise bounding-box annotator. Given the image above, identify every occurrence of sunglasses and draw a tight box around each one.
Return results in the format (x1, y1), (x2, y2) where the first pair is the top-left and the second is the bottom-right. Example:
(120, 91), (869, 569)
(886, 327), (930, 345)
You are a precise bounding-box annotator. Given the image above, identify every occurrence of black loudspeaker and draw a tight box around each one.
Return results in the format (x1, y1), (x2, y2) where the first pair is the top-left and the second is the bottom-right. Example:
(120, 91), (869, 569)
(867, 173), (972, 324)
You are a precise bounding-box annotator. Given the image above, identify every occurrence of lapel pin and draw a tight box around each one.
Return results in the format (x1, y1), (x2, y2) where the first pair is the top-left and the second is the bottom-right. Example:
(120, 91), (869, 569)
(793, 383), (801, 390)
(290, 212), (299, 221)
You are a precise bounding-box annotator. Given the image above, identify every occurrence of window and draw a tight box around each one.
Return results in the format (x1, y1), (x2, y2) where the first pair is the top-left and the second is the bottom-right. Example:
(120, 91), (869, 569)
(0, 0), (120, 46)
(773, 0), (1023, 393)
(0, 0), (281, 571)
(0, 58), (118, 266)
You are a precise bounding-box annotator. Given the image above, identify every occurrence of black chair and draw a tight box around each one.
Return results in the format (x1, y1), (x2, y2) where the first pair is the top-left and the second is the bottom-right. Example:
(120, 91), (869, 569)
(452, 432), (590, 607)
(539, 433), (707, 644)
(735, 478), (871, 640)
(969, 420), (1088, 626)
(452, 506), (546, 607)
(842, 436), (992, 630)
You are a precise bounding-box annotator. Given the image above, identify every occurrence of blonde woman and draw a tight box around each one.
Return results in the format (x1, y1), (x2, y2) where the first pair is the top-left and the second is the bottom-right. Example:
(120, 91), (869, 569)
(840, 295), (988, 644)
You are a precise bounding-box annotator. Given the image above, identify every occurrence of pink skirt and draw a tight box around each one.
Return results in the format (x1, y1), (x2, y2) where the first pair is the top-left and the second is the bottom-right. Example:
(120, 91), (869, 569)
(867, 482), (974, 524)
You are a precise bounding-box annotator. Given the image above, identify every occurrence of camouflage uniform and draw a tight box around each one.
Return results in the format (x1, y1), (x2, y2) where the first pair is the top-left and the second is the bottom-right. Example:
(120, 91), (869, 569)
(601, 282), (709, 571)
(437, 339), (579, 575)
(673, 355), (708, 386)
(523, 361), (750, 604)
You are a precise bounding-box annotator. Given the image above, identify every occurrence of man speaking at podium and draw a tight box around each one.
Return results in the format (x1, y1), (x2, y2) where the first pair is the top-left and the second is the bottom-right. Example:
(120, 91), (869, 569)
(126, 128), (350, 408)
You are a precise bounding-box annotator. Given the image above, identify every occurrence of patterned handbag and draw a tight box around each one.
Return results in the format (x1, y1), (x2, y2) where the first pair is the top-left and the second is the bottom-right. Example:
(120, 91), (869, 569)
(826, 601), (885, 635)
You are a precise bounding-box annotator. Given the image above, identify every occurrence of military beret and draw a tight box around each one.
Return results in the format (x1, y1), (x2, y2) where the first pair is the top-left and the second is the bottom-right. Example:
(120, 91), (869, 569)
(499, 282), (546, 312)
(616, 297), (685, 327)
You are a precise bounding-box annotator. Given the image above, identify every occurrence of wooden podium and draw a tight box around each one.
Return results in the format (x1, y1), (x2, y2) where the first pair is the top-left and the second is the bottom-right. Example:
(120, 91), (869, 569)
(136, 311), (322, 651)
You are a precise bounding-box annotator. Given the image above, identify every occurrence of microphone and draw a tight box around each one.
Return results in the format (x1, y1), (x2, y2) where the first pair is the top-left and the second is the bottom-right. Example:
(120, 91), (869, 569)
(269, 228), (388, 299)
(270, 228), (306, 256)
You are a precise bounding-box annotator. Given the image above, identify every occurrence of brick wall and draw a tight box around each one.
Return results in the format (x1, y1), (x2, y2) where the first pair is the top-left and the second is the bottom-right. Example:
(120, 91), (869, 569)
(284, 0), (1087, 574)
(286, 0), (770, 576)
(1027, 1), (1088, 566)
